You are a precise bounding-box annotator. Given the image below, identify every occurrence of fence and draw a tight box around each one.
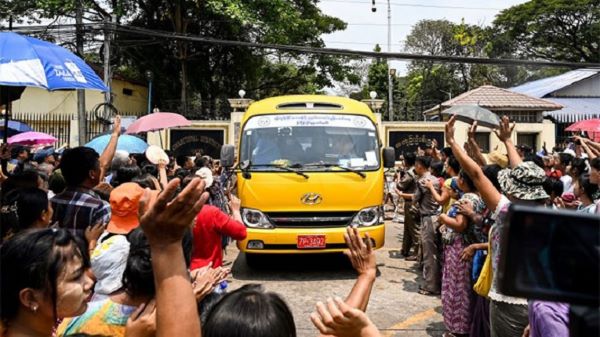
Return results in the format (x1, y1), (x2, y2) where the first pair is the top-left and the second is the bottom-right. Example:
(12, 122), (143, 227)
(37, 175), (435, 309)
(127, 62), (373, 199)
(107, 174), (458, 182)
(11, 112), (71, 146)
(11, 111), (142, 146)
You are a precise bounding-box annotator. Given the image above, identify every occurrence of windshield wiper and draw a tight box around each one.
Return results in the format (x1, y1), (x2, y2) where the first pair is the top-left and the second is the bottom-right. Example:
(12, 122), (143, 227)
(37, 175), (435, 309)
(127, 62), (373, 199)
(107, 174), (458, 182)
(251, 163), (309, 179)
(297, 162), (366, 179)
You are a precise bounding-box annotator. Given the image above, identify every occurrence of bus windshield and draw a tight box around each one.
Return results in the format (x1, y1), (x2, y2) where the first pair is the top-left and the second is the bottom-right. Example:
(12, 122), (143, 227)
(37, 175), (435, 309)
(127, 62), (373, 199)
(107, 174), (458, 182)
(240, 114), (380, 170)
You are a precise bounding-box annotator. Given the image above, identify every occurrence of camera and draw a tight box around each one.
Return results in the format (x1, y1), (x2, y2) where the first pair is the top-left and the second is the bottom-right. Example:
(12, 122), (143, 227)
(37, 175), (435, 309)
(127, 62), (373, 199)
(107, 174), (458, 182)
(498, 205), (599, 336)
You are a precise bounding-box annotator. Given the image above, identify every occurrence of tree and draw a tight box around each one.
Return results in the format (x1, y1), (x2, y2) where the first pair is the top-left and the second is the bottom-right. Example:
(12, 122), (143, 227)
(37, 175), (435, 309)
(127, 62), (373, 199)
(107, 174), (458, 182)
(8, 0), (359, 118)
(493, 0), (600, 62)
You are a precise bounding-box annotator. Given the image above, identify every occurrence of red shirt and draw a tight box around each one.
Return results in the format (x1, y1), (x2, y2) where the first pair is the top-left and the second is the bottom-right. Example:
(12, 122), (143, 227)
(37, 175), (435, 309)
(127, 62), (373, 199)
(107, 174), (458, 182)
(191, 205), (247, 269)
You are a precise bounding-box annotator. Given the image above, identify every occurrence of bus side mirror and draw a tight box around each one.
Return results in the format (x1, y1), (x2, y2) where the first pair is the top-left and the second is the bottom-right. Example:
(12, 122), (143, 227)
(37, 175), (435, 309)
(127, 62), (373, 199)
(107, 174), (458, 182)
(382, 147), (395, 168)
(220, 145), (235, 168)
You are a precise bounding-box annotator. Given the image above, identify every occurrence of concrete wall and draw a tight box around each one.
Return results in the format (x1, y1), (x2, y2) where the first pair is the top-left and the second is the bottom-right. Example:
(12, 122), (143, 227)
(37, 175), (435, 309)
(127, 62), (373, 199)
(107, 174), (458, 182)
(11, 78), (148, 115)
(381, 120), (555, 153)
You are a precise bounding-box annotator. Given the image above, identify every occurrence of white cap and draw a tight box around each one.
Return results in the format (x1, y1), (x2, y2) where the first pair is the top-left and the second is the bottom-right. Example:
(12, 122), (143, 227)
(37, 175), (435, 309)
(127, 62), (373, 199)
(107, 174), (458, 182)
(145, 145), (169, 165)
(195, 167), (214, 189)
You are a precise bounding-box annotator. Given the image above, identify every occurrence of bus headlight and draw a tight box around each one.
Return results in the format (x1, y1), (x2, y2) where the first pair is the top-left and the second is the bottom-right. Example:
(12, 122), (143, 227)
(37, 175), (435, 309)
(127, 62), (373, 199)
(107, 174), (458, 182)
(351, 206), (383, 227)
(241, 208), (274, 229)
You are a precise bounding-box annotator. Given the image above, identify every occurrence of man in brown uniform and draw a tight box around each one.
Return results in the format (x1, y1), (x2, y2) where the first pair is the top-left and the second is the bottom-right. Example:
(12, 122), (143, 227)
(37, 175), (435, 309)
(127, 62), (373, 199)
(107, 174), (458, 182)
(395, 152), (420, 259)
(413, 156), (441, 295)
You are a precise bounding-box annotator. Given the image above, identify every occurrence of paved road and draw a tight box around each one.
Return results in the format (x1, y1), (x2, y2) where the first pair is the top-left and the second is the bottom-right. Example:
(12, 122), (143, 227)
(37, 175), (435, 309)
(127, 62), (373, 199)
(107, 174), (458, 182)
(222, 218), (445, 337)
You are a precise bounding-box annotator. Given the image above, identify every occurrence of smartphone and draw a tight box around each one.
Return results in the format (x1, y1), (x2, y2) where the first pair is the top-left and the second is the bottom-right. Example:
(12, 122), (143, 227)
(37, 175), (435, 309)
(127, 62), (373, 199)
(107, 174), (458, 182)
(498, 204), (600, 306)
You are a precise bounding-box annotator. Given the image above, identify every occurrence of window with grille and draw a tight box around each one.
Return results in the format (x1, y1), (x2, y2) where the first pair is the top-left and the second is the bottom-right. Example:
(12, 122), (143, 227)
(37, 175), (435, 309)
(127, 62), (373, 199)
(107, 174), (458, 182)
(475, 133), (491, 153)
(517, 133), (538, 150)
(506, 111), (543, 123)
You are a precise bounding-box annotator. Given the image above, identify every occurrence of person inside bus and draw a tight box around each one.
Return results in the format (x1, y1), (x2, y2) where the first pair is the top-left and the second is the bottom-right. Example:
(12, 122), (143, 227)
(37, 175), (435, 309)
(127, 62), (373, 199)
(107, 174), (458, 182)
(251, 129), (281, 165)
(332, 134), (358, 159)
(278, 127), (305, 163)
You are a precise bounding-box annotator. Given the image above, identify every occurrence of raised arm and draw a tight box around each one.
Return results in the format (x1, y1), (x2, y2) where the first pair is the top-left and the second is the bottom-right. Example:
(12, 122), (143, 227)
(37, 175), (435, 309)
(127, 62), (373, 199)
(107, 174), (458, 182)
(157, 160), (169, 190)
(467, 123), (488, 167)
(446, 116), (501, 212)
(341, 226), (377, 312)
(430, 139), (441, 161)
(98, 115), (121, 179)
(312, 226), (381, 337)
(140, 178), (209, 337)
(577, 137), (597, 159)
(493, 116), (521, 168)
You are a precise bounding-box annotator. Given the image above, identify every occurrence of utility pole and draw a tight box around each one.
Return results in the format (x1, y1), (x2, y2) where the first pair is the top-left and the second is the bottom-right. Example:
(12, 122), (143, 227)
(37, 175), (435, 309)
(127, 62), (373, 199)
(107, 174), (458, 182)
(386, 0), (393, 121)
(76, 1), (87, 145)
(103, 17), (113, 127)
(371, 1), (393, 121)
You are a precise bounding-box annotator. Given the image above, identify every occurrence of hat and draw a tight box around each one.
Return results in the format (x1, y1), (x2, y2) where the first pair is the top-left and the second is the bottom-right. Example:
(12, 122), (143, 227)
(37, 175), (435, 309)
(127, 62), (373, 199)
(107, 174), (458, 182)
(145, 145), (169, 165)
(195, 167), (213, 189)
(517, 144), (532, 152)
(498, 161), (549, 200)
(107, 183), (144, 234)
(33, 147), (55, 163)
(487, 150), (509, 169)
(91, 233), (130, 295)
(563, 148), (576, 157)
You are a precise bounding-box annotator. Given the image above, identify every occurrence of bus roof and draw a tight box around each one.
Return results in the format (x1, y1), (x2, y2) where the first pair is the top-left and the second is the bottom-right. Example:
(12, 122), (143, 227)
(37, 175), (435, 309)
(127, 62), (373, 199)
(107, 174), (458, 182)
(243, 95), (376, 122)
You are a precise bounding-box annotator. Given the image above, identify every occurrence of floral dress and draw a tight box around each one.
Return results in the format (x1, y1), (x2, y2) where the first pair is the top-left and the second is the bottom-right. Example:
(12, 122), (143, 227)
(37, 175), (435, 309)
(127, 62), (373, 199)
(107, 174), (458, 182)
(441, 192), (484, 334)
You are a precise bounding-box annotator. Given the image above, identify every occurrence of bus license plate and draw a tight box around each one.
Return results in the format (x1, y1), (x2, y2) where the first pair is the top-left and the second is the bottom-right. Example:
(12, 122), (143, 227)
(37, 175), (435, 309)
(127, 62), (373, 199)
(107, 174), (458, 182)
(297, 235), (326, 249)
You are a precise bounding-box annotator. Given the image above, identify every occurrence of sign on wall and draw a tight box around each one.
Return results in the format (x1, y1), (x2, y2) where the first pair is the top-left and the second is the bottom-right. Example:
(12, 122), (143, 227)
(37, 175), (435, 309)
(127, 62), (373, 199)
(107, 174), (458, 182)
(388, 131), (444, 159)
(170, 129), (225, 159)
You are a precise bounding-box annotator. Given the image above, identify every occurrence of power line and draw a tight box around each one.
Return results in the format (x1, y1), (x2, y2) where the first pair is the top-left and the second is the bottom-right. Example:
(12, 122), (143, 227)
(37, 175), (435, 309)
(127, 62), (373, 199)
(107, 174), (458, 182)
(320, 0), (503, 11)
(111, 24), (600, 69)
(4, 23), (599, 69)
(324, 40), (404, 46)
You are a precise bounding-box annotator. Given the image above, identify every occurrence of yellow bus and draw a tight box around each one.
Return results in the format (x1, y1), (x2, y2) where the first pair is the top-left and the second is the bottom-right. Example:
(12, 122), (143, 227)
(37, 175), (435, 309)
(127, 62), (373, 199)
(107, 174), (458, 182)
(220, 95), (395, 265)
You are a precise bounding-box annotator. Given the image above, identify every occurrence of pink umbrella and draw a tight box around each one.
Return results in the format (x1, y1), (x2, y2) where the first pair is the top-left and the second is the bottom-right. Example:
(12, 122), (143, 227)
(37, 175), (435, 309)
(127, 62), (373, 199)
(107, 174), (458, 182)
(565, 118), (600, 142)
(8, 131), (57, 145)
(125, 112), (192, 134)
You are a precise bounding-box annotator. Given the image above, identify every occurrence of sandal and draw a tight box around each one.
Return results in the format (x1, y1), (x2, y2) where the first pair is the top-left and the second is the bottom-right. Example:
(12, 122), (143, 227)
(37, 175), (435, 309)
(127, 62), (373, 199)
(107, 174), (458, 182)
(417, 288), (439, 296)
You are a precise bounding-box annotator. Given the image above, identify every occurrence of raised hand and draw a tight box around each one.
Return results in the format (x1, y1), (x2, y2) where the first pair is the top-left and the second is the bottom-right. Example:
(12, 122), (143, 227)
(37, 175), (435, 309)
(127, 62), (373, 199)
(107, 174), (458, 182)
(445, 115), (457, 146)
(468, 121), (478, 141)
(494, 115), (515, 142)
(344, 226), (376, 278)
(113, 115), (122, 136)
(139, 178), (209, 247)
(311, 297), (381, 337)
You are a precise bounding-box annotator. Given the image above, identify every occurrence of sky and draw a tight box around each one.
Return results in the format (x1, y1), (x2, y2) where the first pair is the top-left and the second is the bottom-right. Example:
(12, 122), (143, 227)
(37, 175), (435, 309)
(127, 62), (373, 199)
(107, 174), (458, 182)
(317, 0), (529, 76)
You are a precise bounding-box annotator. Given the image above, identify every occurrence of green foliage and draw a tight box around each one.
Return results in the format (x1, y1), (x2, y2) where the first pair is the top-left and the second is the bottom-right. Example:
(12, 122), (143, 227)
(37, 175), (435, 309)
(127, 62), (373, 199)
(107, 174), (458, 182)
(493, 0), (600, 62)
(7, 0), (357, 117)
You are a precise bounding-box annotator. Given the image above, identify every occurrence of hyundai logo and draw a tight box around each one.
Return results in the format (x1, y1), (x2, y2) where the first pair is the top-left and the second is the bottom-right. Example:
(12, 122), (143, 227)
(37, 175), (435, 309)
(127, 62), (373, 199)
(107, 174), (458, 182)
(301, 193), (322, 205)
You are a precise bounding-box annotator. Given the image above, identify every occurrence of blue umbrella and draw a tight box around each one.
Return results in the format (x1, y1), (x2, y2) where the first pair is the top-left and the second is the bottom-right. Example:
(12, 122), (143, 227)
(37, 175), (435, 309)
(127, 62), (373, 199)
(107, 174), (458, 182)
(0, 32), (108, 91)
(85, 135), (148, 154)
(0, 119), (32, 137)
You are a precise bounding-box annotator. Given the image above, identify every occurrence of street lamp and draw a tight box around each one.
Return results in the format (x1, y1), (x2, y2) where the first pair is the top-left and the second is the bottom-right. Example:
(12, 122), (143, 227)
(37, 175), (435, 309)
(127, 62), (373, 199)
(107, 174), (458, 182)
(228, 89), (253, 112)
(362, 91), (385, 112)
(145, 70), (154, 114)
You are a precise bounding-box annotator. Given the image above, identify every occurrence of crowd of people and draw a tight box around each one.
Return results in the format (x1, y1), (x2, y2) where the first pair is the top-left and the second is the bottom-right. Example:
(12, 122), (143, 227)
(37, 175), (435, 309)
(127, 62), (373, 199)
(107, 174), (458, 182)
(0, 115), (385, 337)
(385, 116), (599, 337)
(0, 113), (598, 337)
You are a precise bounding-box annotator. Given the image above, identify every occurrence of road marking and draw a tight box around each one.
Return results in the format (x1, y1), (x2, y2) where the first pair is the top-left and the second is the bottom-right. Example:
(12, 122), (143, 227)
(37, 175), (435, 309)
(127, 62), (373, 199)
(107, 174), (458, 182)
(381, 308), (438, 336)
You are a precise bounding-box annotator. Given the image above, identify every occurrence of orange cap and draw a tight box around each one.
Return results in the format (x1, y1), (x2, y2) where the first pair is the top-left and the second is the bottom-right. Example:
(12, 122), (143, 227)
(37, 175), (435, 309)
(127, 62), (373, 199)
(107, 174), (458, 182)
(107, 183), (144, 234)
